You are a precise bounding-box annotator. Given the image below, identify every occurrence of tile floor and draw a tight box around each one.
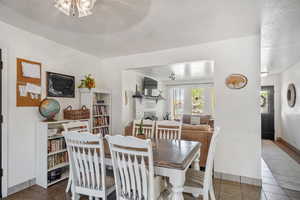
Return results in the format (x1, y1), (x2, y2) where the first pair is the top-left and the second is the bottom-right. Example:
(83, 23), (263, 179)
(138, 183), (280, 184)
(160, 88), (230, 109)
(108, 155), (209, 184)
(4, 140), (300, 200)
(262, 140), (300, 192)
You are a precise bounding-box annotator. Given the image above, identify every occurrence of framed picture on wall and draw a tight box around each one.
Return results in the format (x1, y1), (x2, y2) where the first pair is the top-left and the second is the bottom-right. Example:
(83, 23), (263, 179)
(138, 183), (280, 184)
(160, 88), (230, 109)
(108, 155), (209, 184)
(46, 72), (75, 98)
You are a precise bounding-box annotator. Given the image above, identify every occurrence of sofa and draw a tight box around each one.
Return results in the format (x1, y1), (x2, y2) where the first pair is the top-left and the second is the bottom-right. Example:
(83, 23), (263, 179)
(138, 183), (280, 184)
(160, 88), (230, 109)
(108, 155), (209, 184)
(124, 119), (213, 167)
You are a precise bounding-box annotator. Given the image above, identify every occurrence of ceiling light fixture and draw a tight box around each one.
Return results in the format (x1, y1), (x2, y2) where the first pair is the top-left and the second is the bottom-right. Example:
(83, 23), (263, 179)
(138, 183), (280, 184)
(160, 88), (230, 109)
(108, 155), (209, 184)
(54, 0), (96, 18)
(169, 72), (176, 80)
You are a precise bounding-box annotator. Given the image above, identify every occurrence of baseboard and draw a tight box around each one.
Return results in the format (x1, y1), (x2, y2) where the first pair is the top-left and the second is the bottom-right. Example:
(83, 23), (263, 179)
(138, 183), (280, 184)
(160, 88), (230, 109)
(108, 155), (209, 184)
(7, 178), (36, 196)
(277, 137), (300, 156)
(214, 171), (262, 186)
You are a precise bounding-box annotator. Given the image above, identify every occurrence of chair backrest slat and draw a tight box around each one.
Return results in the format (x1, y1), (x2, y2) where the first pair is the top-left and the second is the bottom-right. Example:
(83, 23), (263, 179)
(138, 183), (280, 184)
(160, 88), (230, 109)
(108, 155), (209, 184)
(106, 135), (155, 200)
(155, 121), (182, 140)
(88, 148), (96, 189)
(141, 157), (148, 200)
(132, 120), (155, 139)
(72, 146), (82, 186)
(64, 132), (106, 192)
(134, 155), (142, 200)
(203, 127), (220, 193)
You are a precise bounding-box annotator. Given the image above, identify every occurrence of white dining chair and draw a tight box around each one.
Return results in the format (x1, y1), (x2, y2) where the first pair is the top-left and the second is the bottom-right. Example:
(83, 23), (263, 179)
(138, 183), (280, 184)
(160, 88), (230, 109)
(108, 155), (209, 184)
(106, 135), (163, 200)
(132, 119), (155, 138)
(184, 127), (220, 200)
(155, 120), (182, 140)
(64, 131), (115, 200)
(63, 121), (91, 193)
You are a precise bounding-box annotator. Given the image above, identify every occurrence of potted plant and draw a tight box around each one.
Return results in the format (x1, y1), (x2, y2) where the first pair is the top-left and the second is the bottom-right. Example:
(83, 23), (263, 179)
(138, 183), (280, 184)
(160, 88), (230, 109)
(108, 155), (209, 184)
(78, 74), (96, 92)
(138, 119), (144, 135)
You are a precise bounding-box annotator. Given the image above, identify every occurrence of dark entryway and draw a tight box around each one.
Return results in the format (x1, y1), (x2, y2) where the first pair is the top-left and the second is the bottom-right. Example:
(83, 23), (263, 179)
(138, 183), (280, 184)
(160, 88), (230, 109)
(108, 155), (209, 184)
(0, 49), (3, 198)
(261, 86), (275, 140)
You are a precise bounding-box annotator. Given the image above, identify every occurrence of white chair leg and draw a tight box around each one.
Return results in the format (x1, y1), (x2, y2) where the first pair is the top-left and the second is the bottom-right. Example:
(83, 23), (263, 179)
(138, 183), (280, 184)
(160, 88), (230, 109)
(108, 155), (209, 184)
(203, 193), (209, 200)
(65, 177), (72, 193)
(71, 192), (79, 200)
(209, 185), (216, 200)
(89, 196), (93, 200)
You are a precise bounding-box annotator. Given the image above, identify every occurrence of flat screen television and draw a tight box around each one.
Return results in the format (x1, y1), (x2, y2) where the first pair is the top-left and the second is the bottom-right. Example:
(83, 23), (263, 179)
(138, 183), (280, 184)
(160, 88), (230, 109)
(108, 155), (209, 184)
(143, 77), (158, 96)
(47, 72), (75, 98)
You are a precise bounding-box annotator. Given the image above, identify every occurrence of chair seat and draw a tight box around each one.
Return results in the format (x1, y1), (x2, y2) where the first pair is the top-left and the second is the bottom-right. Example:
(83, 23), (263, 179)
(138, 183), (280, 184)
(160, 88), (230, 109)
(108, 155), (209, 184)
(185, 169), (204, 188)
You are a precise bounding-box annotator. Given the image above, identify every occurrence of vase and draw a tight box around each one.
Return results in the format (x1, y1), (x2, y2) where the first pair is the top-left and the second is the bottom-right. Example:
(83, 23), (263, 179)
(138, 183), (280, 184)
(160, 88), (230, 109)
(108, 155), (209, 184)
(79, 88), (90, 93)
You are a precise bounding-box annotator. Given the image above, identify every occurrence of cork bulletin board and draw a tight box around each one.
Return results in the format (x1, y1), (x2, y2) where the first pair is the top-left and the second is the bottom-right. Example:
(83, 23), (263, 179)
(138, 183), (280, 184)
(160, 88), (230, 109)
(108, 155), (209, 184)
(16, 58), (42, 107)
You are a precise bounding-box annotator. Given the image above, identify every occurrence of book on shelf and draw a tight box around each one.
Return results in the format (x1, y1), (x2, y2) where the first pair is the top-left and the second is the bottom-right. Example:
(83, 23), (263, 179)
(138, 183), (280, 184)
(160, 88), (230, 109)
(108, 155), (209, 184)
(47, 167), (68, 184)
(93, 116), (109, 127)
(93, 105), (108, 115)
(48, 138), (66, 153)
(92, 126), (109, 135)
(48, 152), (69, 169)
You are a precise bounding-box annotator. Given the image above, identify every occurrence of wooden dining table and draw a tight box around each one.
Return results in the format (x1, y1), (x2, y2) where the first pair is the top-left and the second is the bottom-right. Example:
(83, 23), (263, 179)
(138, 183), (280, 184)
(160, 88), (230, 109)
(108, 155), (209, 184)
(103, 138), (201, 200)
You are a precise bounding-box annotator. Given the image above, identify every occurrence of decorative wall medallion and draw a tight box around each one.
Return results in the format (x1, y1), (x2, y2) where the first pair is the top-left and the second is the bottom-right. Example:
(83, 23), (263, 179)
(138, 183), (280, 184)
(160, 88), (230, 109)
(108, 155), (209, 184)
(225, 74), (248, 89)
(287, 83), (296, 107)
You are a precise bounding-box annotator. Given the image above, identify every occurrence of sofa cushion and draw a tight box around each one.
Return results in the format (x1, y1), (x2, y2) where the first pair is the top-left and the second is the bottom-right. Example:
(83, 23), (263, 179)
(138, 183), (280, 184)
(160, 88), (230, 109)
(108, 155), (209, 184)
(182, 114), (211, 125)
(183, 124), (211, 131)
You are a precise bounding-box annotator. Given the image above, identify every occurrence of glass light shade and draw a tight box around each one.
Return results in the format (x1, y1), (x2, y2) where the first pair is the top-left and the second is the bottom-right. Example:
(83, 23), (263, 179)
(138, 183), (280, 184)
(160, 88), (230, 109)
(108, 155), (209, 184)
(54, 0), (96, 17)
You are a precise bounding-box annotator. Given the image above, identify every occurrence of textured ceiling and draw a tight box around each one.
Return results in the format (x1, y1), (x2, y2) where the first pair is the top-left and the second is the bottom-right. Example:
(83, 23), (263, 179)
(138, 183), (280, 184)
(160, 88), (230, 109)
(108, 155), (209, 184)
(261, 0), (300, 73)
(0, 0), (260, 59)
(131, 60), (214, 83)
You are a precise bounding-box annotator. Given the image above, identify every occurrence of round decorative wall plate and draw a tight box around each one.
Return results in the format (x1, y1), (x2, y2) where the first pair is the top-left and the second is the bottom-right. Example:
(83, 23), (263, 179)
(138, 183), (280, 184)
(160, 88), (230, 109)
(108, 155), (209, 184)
(225, 74), (248, 89)
(287, 83), (296, 107)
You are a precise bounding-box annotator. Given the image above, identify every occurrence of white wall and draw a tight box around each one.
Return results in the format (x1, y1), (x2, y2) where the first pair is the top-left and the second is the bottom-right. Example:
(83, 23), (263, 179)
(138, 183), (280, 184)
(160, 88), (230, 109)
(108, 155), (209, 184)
(0, 21), (102, 194)
(98, 35), (261, 179)
(280, 61), (300, 150)
(261, 74), (282, 139)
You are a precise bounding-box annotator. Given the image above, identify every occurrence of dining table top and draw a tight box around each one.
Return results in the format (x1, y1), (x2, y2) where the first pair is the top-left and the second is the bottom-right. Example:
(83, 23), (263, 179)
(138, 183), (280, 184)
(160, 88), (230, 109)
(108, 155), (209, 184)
(103, 138), (201, 170)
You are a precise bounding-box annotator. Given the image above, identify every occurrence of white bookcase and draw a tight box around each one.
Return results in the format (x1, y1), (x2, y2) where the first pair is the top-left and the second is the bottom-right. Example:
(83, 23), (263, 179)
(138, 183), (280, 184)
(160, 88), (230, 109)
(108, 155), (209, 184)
(80, 88), (112, 136)
(36, 120), (88, 188)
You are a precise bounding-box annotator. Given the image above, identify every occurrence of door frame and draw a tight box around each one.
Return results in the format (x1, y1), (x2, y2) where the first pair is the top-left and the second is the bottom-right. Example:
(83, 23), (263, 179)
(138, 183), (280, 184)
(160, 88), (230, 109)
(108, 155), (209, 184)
(0, 47), (8, 197)
(261, 85), (275, 140)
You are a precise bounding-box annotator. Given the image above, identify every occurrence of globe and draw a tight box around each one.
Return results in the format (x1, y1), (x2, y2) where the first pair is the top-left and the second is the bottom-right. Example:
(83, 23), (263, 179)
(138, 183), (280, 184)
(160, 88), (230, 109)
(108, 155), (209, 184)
(39, 98), (60, 121)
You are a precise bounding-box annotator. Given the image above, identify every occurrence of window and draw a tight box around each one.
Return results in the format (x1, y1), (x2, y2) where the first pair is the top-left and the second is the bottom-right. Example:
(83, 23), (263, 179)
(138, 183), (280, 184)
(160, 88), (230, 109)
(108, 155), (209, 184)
(170, 86), (215, 119)
(172, 88), (184, 120)
(191, 88), (205, 115)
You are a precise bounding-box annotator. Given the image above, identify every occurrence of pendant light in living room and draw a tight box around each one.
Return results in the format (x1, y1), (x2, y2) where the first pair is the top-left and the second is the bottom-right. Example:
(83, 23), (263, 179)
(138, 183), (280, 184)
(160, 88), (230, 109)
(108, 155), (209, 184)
(54, 0), (96, 18)
(169, 72), (176, 80)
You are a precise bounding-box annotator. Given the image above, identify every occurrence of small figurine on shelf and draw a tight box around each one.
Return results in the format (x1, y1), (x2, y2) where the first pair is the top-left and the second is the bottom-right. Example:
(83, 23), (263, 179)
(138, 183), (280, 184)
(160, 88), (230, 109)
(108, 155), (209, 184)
(78, 74), (96, 90)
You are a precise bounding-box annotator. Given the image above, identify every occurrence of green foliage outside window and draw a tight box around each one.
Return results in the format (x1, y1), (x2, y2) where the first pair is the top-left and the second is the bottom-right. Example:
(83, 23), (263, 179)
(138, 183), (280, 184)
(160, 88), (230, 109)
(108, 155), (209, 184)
(192, 88), (204, 114)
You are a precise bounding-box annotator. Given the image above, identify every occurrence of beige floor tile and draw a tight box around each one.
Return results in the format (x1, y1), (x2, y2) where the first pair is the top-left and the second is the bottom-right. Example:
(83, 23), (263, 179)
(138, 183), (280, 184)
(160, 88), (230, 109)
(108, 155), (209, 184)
(243, 191), (267, 200)
(219, 192), (242, 200)
(241, 184), (262, 198)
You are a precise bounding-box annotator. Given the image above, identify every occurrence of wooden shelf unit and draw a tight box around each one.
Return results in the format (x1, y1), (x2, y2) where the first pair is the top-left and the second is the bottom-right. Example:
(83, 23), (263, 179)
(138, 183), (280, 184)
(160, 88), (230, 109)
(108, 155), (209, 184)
(36, 120), (88, 188)
(80, 89), (112, 136)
